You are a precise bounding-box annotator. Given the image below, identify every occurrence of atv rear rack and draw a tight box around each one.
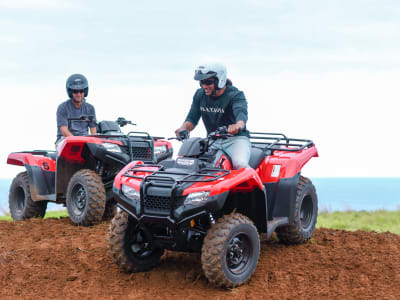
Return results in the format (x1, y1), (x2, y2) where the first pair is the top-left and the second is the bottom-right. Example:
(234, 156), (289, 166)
(249, 132), (314, 154)
(124, 164), (230, 185)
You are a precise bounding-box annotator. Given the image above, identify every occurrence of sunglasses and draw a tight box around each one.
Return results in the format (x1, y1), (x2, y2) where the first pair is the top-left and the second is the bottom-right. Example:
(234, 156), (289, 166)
(200, 79), (215, 86)
(72, 90), (85, 94)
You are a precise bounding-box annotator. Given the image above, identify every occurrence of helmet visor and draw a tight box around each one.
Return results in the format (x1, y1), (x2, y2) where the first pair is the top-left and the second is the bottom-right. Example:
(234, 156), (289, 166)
(194, 66), (217, 81)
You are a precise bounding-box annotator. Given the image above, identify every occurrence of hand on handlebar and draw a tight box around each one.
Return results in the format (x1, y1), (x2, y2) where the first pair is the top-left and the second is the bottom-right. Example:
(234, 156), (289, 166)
(228, 123), (243, 135)
(169, 129), (190, 141)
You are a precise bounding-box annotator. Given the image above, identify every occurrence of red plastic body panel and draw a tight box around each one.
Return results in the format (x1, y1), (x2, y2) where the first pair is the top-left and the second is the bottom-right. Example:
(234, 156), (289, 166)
(114, 161), (144, 190)
(256, 145), (318, 183)
(57, 136), (122, 163)
(7, 153), (56, 172)
(215, 154), (233, 170)
(183, 168), (264, 196)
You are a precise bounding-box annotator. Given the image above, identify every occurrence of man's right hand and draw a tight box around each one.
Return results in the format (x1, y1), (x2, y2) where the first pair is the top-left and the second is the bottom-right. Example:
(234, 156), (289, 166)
(175, 127), (185, 137)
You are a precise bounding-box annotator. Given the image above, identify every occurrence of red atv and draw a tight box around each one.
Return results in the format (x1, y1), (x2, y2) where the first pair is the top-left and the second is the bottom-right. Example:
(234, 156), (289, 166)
(7, 116), (173, 226)
(108, 127), (318, 287)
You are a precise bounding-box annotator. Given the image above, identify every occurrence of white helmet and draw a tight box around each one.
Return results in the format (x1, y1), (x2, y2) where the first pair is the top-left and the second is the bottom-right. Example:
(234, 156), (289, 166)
(194, 63), (227, 89)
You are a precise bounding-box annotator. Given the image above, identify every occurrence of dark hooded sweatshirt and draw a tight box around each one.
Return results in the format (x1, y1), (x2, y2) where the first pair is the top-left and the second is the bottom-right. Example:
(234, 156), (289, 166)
(185, 85), (249, 137)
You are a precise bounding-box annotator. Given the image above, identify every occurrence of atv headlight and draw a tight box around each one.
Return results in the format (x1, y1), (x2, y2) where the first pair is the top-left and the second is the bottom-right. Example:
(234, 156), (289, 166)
(184, 191), (210, 205)
(103, 142), (121, 153)
(121, 184), (140, 202)
(154, 145), (167, 155)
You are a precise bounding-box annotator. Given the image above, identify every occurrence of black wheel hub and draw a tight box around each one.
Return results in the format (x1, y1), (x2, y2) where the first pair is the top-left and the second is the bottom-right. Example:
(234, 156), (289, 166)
(71, 184), (87, 215)
(300, 195), (314, 229)
(226, 234), (251, 275)
(129, 229), (153, 258)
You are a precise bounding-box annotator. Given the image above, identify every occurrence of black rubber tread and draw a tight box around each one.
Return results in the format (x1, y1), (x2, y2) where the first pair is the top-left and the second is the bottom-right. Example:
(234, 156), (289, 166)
(66, 169), (106, 226)
(108, 210), (164, 272)
(201, 212), (260, 288)
(9, 172), (47, 220)
(102, 199), (117, 221)
(102, 189), (116, 221)
(276, 176), (318, 244)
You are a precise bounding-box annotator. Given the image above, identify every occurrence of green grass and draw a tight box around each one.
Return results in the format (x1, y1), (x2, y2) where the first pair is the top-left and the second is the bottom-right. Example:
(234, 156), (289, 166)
(1, 210), (400, 235)
(0, 210), (68, 221)
(316, 210), (400, 234)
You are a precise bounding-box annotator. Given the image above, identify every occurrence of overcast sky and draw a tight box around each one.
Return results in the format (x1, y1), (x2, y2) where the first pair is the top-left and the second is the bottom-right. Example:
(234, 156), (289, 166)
(1, 0), (400, 178)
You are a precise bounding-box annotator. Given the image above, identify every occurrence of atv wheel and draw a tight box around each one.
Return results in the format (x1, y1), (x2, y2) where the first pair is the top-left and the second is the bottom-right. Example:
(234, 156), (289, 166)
(201, 212), (260, 288)
(9, 172), (47, 220)
(102, 199), (117, 221)
(276, 176), (318, 244)
(66, 169), (106, 226)
(102, 189), (117, 221)
(108, 210), (164, 272)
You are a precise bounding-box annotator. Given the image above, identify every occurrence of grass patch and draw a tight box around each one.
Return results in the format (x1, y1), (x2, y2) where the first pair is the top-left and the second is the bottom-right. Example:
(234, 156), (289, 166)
(317, 210), (400, 234)
(0, 210), (68, 221)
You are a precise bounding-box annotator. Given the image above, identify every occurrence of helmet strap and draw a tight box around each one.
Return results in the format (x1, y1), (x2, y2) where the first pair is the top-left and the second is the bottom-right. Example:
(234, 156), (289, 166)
(212, 77), (220, 96)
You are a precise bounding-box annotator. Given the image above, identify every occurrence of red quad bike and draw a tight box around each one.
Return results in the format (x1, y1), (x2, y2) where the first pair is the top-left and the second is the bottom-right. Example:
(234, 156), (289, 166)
(7, 116), (173, 226)
(108, 127), (318, 288)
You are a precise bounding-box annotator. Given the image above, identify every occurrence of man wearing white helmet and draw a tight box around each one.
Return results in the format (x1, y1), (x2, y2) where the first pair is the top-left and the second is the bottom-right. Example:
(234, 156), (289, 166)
(175, 63), (251, 169)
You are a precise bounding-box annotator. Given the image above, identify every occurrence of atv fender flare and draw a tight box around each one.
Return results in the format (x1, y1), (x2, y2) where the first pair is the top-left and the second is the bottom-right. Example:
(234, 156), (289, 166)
(113, 160), (145, 190)
(7, 153), (56, 201)
(208, 168), (265, 196)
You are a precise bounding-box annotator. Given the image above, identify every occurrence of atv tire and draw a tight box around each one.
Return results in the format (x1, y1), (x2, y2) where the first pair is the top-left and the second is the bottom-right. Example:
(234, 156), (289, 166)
(66, 169), (106, 226)
(102, 189), (117, 221)
(201, 212), (260, 288)
(108, 210), (164, 273)
(9, 172), (47, 220)
(276, 176), (318, 244)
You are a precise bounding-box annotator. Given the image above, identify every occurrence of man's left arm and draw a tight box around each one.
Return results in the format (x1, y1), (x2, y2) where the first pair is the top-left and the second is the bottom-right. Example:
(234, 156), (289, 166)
(89, 105), (97, 135)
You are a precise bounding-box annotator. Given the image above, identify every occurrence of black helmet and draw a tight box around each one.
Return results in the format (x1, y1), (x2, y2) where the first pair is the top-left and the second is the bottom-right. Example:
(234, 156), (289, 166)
(66, 74), (89, 98)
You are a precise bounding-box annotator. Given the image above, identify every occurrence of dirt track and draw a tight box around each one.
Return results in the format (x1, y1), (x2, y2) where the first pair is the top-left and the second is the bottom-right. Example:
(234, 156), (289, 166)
(1, 218), (399, 299)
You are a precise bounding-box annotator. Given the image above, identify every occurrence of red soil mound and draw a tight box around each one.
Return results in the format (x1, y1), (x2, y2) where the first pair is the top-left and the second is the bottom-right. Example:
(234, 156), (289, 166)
(1, 218), (399, 299)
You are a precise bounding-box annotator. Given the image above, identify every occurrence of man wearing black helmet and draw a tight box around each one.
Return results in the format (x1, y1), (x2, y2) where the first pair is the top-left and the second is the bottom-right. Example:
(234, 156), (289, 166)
(175, 63), (251, 170)
(56, 74), (97, 145)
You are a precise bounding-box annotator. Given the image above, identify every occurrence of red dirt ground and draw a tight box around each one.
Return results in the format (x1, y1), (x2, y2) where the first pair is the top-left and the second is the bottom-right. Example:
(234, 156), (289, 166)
(1, 218), (399, 299)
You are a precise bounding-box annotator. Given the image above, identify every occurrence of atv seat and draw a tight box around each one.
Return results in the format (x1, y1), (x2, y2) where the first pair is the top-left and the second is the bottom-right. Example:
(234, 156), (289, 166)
(248, 147), (265, 169)
(97, 121), (121, 134)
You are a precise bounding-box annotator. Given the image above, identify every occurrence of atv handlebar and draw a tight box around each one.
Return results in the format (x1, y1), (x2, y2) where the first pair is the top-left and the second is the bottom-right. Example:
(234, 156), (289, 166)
(207, 126), (233, 140)
(68, 115), (136, 130)
(116, 117), (136, 127)
(169, 129), (190, 141)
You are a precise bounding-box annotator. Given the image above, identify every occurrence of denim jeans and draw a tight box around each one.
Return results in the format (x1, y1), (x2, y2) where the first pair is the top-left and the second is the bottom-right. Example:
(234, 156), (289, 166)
(210, 135), (251, 170)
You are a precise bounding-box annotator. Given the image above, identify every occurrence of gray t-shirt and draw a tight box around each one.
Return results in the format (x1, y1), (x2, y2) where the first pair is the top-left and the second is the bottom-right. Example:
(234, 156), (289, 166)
(56, 99), (96, 142)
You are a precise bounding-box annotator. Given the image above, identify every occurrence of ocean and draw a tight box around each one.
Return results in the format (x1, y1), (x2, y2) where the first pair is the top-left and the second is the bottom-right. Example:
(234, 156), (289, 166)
(0, 177), (399, 216)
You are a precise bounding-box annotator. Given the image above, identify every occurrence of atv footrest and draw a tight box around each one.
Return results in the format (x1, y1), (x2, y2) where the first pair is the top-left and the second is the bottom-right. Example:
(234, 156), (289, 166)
(267, 217), (289, 239)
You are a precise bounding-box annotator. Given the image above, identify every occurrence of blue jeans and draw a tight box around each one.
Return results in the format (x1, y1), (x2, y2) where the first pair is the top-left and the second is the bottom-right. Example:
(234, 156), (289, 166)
(210, 136), (251, 170)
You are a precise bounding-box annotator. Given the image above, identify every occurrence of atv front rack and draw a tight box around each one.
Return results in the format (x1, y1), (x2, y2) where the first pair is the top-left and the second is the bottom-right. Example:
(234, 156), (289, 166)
(122, 164), (231, 219)
(249, 132), (314, 154)
(124, 164), (230, 185)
